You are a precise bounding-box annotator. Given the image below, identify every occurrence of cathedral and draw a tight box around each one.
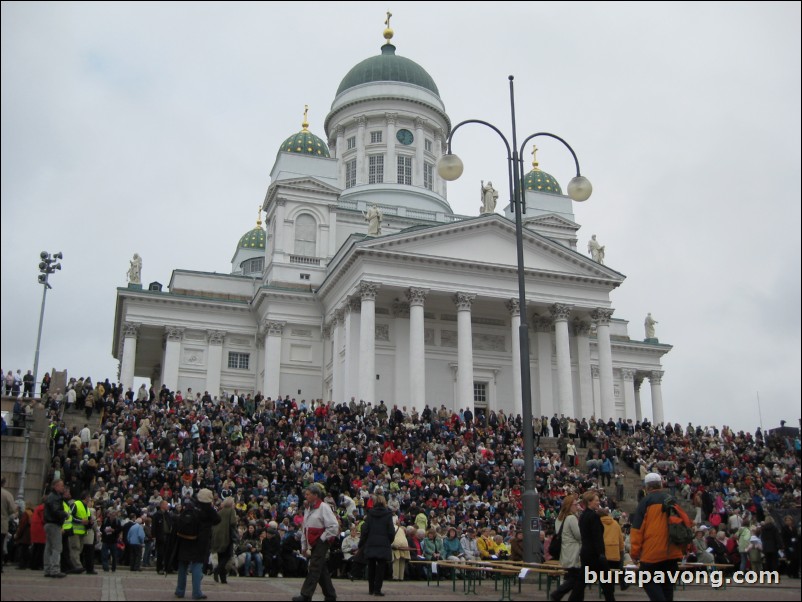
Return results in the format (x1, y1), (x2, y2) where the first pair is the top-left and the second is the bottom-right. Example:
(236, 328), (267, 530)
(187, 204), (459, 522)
(112, 21), (671, 423)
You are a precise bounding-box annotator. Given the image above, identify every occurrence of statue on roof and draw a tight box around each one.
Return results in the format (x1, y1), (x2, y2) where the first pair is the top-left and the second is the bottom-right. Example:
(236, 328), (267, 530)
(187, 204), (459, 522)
(364, 204), (383, 236)
(127, 253), (142, 284)
(480, 180), (498, 214)
(645, 313), (658, 340)
(588, 234), (605, 264)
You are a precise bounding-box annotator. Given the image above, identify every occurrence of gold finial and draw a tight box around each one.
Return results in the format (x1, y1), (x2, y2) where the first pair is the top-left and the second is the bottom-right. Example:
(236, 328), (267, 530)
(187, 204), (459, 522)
(256, 205), (263, 228)
(383, 10), (394, 44)
(301, 104), (309, 132)
(531, 145), (541, 171)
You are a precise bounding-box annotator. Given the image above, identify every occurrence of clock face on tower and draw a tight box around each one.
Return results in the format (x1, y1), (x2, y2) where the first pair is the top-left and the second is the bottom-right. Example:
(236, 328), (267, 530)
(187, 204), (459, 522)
(396, 129), (414, 145)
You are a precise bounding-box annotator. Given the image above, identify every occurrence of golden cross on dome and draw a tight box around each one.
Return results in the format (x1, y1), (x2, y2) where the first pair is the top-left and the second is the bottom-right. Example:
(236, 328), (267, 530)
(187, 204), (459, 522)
(385, 11), (392, 28)
(302, 105), (309, 132)
(531, 145), (541, 171)
(383, 10), (394, 44)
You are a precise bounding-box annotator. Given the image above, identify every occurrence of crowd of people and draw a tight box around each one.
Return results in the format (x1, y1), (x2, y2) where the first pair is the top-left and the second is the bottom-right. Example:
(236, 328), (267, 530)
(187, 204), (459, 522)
(1, 373), (800, 598)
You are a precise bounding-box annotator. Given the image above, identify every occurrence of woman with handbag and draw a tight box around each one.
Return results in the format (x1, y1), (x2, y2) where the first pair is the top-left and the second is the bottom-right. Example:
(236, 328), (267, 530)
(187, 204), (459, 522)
(211, 497), (237, 584)
(550, 494), (584, 601)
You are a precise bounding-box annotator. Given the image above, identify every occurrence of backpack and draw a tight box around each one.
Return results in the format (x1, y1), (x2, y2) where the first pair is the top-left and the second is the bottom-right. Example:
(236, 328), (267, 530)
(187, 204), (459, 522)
(548, 519), (566, 559)
(662, 495), (694, 547)
(175, 502), (201, 540)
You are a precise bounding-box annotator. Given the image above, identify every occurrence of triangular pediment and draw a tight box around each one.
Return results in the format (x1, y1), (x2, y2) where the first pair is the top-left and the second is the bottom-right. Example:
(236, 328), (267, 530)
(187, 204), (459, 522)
(266, 177), (341, 202)
(358, 215), (622, 282)
(525, 213), (580, 231)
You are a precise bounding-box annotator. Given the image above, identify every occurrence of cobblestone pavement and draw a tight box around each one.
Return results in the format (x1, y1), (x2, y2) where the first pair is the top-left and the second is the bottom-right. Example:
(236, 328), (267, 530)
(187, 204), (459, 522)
(0, 568), (800, 601)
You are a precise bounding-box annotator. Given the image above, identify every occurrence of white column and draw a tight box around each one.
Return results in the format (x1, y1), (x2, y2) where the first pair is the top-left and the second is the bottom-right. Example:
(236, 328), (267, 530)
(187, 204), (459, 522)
(358, 282), (380, 404)
(591, 365), (601, 420)
(434, 128), (446, 198)
(262, 320), (284, 398)
(385, 113), (397, 183)
(331, 310), (344, 403)
(454, 292), (475, 414)
(592, 308), (616, 421)
(343, 300), (359, 401)
(533, 314), (554, 419)
(328, 205), (338, 258)
(335, 125), (344, 160)
(120, 322), (139, 390)
(274, 199), (286, 254)
(550, 303), (574, 418)
(355, 115), (367, 185)
(621, 368), (637, 421)
(505, 299), (522, 419)
(322, 322), (333, 401)
(206, 330), (225, 400)
(393, 301), (410, 407)
(573, 319), (594, 420)
(650, 370), (665, 425)
(634, 375), (644, 422)
(414, 117), (425, 186)
(162, 326), (184, 391)
(406, 287), (428, 409)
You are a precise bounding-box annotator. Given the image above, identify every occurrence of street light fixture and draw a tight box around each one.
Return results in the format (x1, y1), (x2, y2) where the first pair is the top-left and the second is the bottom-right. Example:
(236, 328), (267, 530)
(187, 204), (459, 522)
(437, 75), (592, 563)
(33, 251), (63, 396)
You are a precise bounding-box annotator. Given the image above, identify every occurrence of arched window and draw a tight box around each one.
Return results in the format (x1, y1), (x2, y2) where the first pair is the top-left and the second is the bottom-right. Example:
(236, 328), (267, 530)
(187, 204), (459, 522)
(294, 214), (317, 257)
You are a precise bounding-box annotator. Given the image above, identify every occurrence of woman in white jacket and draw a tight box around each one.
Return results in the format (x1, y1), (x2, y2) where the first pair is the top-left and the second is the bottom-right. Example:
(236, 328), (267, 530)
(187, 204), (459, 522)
(550, 494), (584, 601)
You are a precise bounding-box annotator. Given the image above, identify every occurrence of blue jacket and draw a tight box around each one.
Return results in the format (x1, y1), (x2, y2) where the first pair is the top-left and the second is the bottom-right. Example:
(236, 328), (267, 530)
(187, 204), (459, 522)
(127, 521), (145, 545)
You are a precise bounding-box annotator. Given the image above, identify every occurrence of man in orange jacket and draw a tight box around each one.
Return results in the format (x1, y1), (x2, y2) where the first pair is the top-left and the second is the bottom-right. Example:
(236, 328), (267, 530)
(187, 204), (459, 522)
(630, 472), (690, 601)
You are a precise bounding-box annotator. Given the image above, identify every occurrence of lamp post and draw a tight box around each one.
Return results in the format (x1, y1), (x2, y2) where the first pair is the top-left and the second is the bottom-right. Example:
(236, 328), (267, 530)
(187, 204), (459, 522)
(16, 412), (35, 507)
(437, 76), (592, 563)
(33, 251), (63, 394)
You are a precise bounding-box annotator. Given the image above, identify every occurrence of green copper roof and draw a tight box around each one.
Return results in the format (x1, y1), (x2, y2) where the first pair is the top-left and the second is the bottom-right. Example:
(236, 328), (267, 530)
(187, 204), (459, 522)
(280, 130), (331, 157)
(337, 44), (439, 96)
(524, 169), (562, 196)
(238, 226), (266, 250)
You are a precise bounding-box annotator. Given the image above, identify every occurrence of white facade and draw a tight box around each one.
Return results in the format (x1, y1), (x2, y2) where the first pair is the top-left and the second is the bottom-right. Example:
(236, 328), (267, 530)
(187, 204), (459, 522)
(112, 36), (671, 422)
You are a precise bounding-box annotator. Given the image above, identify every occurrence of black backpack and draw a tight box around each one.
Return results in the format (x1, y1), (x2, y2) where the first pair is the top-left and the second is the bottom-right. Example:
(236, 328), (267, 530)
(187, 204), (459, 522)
(175, 502), (200, 540)
(548, 519), (566, 559)
(662, 495), (694, 547)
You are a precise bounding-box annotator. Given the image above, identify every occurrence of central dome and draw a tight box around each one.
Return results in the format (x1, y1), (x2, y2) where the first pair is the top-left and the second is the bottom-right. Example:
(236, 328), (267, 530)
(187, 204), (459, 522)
(336, 44), (440, 97)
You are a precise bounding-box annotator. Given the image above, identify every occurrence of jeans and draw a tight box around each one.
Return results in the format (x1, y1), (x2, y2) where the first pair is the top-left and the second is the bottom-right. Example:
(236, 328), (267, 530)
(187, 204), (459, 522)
(243, 551), (263, 577)
(176, 560), (205, 599)
(44, 523), (63, 576)
(639, 559), (678, 601)
(101, 542), (119, 571)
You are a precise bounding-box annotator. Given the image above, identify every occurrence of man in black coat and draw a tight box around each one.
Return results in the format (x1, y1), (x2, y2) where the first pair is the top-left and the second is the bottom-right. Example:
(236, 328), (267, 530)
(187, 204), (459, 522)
(173, 489), (220, 600)
(579, 492), (614, 602)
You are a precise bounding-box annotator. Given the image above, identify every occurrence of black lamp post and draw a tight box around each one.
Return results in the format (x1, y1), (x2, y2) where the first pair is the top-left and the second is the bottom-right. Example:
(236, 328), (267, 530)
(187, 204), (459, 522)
(33, 251), (62, 394)
(437, 76), (592, 563)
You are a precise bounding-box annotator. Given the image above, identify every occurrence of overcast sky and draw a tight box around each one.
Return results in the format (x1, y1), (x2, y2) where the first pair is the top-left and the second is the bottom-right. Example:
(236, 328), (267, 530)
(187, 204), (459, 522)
(2, 2), (799, 433)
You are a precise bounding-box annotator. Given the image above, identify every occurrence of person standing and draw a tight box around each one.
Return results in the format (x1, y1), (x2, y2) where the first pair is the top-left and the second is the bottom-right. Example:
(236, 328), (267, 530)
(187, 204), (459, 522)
(211, 497), (237, 584)
(152, 500), (173, 575)
(781, 515), (800, 579)
(550, 494), (583, 601)
(43, 479), (68, 578)
(174, 488), (220, 600)
(630, 472), (690, 601)
(30, 498), (47, 571)
(1, 478), (16, 573)
(73, 491), (97, 574)
(391, 516), (411, 580)
(292, 483), (339, 602)
(579, 493), (613, 601)
(126, 518), (145, 571)
(600, 507), (628, 592)
(760, 516), (782, 573)
(100, 509), (122, 572)
(359, 492), (395, 596)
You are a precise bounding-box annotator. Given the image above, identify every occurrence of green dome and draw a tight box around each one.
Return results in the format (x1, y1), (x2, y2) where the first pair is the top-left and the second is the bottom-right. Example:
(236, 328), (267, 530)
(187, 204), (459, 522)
(238, 226), (266, 250)
(336, 44), (439, 96)
(280, 130), (330, 157)
(524, 168), (562, 195)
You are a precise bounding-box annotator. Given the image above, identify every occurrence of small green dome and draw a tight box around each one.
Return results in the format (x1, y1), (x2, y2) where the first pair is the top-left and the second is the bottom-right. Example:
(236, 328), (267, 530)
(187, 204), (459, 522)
(238, 226), (266, 250)
(524, 168), (562, 195)
(337, 44), (439, 96)
(280, 130), (330, 157)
